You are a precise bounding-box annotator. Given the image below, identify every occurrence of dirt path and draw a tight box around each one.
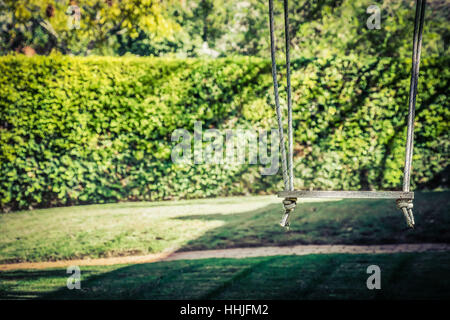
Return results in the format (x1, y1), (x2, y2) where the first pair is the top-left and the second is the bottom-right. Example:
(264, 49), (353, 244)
(1, 243), (449, 271)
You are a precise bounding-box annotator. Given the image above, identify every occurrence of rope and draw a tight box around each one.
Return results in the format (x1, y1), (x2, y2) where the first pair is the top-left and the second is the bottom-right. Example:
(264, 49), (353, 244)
(396, 199), (415, 228)
(398, 0), (426, 229)
(284, 0), (294, 192)
(403, 0), (426, 192)
(269, 0), (289, 192)
(270, 0), (426, 230)
(269, 0), (297, 228)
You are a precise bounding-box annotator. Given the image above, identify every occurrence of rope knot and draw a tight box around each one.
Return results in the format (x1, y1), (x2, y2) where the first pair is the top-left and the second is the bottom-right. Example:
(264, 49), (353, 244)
(396, 199), (415, 228)
(283, 198), (297, 210)
(396, 199), (413, 209)
(280, 198), (297, 229)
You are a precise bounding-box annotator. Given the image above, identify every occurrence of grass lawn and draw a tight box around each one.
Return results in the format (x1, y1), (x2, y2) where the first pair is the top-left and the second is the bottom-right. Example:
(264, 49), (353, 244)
(0, 252), (449, 299)
(0, 191), (449, 263)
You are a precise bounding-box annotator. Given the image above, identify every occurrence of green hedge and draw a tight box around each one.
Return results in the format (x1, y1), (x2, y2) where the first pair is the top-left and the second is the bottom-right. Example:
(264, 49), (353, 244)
(0, 55), (448, 212)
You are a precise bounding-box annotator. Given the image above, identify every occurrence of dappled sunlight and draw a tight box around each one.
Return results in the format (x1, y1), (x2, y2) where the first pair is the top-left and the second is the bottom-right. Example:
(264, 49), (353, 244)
(0, 196), (279, 263)
(1, 192), (449, 265)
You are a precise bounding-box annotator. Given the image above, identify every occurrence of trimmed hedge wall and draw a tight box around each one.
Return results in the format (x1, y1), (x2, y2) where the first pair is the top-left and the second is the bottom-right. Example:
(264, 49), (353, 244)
(0, 55), (448, 212)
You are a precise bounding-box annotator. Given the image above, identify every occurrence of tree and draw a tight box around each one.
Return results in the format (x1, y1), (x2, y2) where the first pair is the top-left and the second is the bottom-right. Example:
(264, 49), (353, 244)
(0, 0), (179, 55)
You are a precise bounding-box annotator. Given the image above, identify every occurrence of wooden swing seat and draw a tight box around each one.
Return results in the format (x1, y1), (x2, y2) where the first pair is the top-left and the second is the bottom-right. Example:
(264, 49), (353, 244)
(278, 190), (414, 200)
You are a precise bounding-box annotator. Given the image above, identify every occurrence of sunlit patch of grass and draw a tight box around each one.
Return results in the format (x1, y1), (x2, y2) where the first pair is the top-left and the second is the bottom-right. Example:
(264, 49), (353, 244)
(0, 191), (449, 263)
(0, 196), (278, 263)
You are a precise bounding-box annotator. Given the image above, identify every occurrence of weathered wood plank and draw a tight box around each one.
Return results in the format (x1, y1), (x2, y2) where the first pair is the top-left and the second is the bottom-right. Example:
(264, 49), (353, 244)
(277, 191), (414, 199)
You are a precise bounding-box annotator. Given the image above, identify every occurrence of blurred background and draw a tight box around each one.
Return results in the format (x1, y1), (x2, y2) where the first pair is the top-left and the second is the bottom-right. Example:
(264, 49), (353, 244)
(0, 0), (448, 212)
(0, 0), (449, 300)
(1, 0), (449, 58)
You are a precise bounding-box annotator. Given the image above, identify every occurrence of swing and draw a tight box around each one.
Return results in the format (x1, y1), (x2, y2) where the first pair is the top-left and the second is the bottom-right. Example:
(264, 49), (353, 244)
(269, 0), (427, 229)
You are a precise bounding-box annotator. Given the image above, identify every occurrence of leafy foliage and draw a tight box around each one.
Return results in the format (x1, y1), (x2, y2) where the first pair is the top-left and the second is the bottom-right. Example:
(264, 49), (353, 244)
(0, 55), (448, 212)
(1, 0), (448, 58)
(137, 0), (449, 59)
(287, 56), (450, 191)
(0, 0), (178, 55)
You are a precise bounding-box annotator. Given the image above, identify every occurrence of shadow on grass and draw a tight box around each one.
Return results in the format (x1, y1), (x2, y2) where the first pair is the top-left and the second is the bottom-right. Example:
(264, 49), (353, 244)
(20, 252), (450, 300)
(0, 268), (109, 299)
(172, 191), (450, 251)
(1, 191), (449, 300)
